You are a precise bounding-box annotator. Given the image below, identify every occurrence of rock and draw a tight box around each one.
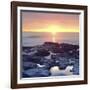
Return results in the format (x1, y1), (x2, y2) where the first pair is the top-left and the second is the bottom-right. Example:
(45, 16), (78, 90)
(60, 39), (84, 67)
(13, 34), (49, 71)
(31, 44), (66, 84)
(29, 56), (42, 63)
(22, 42), (79, 77)
(22, 73), (30, 78)
(35, 49), (50, 56)
(45, 51), (56, 59)
(68, 58), (75, 65)
(59, 53), (70, 57)
(51, 47), (66, 53)
(72, 62), (79, 75)
(23, 55), (42, 63)
(56, 57), (69, 70)
(44, 42), (60, 47)
(58, 64), (67, 70)
(60, 43), (79, 51)
(23, 47), (33, 53)
(40, 58), (55, 69)
(23, 62), (37, 70)
(51, 55), (57, 59)
(22, 50), (37, 56)
(23, 68), (51, 77)
(70, 58), (79, 75)
(23, 55), (30, 62)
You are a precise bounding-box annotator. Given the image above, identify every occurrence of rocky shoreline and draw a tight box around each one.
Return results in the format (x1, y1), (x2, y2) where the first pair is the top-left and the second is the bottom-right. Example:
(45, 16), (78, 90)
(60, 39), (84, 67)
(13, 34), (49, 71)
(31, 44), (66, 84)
(22, 42), (79, 78)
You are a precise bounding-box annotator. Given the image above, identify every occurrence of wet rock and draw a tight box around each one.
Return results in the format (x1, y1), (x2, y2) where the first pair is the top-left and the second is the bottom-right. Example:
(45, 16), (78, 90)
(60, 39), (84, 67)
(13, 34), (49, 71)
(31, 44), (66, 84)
(23, 68), (51, 77)
(44, 42), (60, 47)
(70, 59), (79, 75)
(40, 58), (55, 69)
(35, 49), (50, 56)
(72, 62), (79, 75)
(23, 47), (33, 53)
(68, 58), (75, 65)
(56, 57), (69, 70)
(71, 67), (79, 75)
(23, 55), (42, 63)
(22, 42), (79, 77)
(23, 55), (30, 62)
(23, 62), (37, 70)
(22, 73), (30, 78)
(51, 55), (57, 59)
(60, 43), (79, 51)
(58, 64), (67, 70)
(52, 48), (63, 53)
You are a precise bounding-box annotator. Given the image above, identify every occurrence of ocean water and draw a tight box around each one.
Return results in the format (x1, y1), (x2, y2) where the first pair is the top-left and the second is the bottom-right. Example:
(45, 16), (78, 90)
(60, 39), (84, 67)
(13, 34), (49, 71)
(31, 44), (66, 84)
(22, 32), (79, 46)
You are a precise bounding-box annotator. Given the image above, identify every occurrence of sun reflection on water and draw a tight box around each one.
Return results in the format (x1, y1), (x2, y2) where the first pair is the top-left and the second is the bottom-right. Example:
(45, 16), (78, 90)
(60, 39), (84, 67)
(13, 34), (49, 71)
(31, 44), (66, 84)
(52, 32), (56, 42)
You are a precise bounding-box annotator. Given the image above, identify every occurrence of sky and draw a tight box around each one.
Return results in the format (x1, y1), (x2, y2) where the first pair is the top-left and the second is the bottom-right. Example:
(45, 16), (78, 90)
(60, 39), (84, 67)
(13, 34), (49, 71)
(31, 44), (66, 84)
(21, 11), (80, 33)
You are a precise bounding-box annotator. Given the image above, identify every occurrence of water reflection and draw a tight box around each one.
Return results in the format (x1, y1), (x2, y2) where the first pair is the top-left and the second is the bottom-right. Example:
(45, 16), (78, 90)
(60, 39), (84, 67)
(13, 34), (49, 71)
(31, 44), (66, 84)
(52, 32), (56, 42)
(52, 36), (56, 42)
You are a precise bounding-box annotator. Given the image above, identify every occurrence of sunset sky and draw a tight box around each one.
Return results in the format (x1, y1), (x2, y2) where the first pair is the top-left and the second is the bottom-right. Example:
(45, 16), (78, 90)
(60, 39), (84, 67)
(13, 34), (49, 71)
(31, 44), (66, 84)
(21, 11), (80, 33)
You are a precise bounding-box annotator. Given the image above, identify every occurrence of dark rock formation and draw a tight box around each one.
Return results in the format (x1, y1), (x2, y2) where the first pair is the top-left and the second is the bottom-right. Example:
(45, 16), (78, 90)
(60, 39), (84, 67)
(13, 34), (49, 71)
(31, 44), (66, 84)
(43, 42), (60, 47)
(35, 49), (50, 56)
(22, 42), (79, 77)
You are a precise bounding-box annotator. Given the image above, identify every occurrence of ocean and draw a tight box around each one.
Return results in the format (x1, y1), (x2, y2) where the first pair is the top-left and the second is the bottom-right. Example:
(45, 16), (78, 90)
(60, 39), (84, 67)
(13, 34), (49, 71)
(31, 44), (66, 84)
(22, 32), (79, 46)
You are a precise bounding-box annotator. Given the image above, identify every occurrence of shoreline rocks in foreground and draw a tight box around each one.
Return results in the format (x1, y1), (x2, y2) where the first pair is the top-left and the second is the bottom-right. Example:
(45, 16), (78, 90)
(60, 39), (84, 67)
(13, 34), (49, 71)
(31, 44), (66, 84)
(22, 42), (79, 78)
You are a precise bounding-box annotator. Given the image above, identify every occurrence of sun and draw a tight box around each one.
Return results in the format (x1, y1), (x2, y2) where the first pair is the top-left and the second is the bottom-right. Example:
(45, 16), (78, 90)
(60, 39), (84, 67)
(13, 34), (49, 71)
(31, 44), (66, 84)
(23, 23), (79, 33)
(47, 25), (61, 33)
(23, 24), (79, 33)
